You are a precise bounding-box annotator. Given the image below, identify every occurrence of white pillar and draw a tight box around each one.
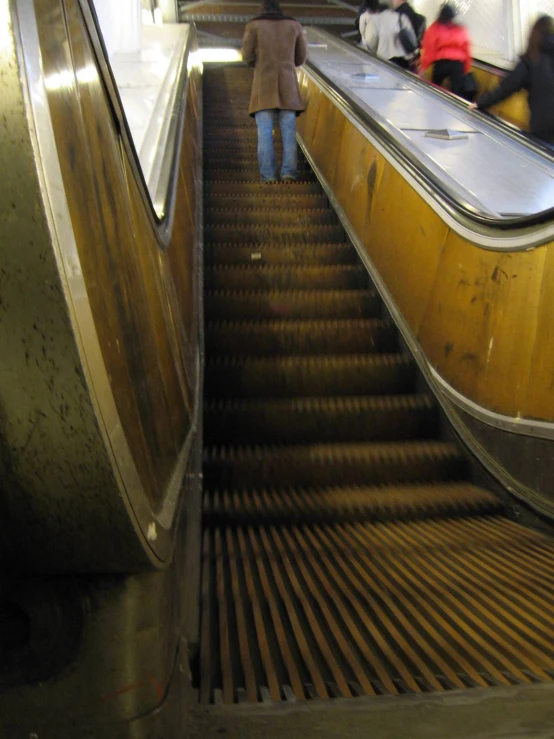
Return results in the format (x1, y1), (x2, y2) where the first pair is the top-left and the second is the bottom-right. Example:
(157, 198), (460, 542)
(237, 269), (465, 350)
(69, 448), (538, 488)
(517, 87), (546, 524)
(158, 0), (179, 23)
(92, 0), (142, 57)
(92, 0), (116, 57)
(115, 0), (142, 54)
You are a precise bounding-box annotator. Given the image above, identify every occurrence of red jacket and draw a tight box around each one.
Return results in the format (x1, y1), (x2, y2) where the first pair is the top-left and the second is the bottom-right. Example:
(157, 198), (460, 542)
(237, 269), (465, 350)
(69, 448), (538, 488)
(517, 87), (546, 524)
(420, 21), (472, 74)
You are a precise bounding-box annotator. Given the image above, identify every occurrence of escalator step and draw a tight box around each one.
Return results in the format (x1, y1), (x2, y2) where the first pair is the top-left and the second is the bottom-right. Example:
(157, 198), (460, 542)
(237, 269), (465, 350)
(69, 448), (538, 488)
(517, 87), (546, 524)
(203, 482), (503, 524)
(205, 353), (415, 397)
(205, 193), (328, 210)
(205, 242), (357, 265)
(200, 517), (554, 705)
(205, 318), (397, 356)
(205, 181), (322, 196)
(205, 224), (344, 244)
(204, 289), (380, 319)
(203, 440), (466, 489)
(203, 394), (437, 444)
(206, 159), (313, 172)
(204, 208), (337, 227)
(204, 170), (317, 182)
(204, 264), (366, 290)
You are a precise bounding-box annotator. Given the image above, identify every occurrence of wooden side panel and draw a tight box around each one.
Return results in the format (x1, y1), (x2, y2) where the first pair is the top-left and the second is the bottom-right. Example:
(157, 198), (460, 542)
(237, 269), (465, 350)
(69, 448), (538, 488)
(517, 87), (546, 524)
(367, 163), (448, 334)
(419, 234), (544, 413)
(298, 70), (554, 422)
(334, 123), (384, 244)
(524, 245), (554, 420)
(38, 0), (200, 505)
(297, 75), (323, 151)
(312, 93), (347, 188)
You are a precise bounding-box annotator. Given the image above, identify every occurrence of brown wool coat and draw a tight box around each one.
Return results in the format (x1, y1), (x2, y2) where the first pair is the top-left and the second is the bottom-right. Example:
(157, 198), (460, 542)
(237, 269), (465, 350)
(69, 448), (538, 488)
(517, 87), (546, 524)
(241, 17), (307, 116)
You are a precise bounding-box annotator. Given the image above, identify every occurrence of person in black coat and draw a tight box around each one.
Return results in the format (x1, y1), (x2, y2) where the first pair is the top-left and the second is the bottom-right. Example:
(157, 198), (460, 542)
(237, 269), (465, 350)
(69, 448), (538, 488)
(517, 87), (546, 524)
(472, 15), (554, 144)
(392, 0), (426, 45)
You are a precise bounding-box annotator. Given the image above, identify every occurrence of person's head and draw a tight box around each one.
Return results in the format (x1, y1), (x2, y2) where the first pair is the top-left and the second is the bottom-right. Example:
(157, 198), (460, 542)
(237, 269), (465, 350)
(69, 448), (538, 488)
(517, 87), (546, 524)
(364, 0), (385, 13)
(260, 0), (283, 14)
(437, 3), (456, 24)
(391, 0), (405, 8)
(526, 14), (554, 61)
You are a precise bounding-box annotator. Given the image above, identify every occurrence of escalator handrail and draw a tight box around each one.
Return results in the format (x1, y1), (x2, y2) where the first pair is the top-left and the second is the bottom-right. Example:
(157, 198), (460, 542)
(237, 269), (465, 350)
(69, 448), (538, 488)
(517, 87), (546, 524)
(304, 33), (554, 246)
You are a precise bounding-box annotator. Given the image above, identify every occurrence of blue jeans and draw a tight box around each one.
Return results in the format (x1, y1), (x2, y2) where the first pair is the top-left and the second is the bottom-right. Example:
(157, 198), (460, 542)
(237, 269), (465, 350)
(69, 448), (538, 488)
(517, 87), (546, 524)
(254, 109), (297, 181)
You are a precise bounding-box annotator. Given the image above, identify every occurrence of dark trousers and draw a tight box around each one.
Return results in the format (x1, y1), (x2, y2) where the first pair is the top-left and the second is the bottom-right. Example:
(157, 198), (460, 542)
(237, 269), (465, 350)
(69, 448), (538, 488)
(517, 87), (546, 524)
(432, 59), (465, 96)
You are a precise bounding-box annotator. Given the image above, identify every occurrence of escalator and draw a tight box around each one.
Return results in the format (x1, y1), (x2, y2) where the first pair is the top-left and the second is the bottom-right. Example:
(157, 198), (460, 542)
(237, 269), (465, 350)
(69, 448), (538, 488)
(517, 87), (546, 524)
(198, 65), (554, 706)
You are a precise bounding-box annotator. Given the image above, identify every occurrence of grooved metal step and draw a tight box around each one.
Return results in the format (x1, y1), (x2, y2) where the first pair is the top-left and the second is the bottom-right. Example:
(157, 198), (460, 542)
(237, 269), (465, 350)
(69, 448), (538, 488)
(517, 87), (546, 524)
(203, 482), (503, 525)
(204, 264), (366, 290)
(204, 170), (317, 182)
(205, 318), (397, 356)
(204, 289), (381, 319)
(205, 242), (358, 265)
(204, 394), (437, 444)
(205, 181), (322, 196)
(205, 193), (329, 210)
(206, 159), (313, 172)
(204, 208), (337, 227)
(205, 353), (416, 397)
(205, 224), (344, 244)
(200, 518), (554, 704)
(203, 441), (466, 489)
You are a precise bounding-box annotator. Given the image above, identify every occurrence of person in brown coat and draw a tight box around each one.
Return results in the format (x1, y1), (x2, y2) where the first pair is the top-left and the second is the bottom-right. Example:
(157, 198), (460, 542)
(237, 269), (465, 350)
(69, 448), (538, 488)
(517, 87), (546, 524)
(241, 0), (307, 182)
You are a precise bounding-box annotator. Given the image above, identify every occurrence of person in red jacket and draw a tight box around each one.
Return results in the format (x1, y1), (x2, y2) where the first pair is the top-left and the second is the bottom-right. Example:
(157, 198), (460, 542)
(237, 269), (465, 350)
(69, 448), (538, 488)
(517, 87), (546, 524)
(419, 3), (472, 97)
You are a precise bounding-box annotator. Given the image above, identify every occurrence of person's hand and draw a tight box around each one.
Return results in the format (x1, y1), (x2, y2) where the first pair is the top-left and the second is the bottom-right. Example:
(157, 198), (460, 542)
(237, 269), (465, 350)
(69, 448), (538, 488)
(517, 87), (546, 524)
(468, 103), (478, 110)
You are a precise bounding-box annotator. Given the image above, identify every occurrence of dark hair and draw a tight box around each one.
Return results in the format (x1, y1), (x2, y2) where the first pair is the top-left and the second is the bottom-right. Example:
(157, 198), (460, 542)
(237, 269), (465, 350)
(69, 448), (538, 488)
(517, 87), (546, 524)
(526, 14), (554, 62)
(437, 3), (456, 24)
(261, 0), (283, 14)
(363, 0), (386, 12)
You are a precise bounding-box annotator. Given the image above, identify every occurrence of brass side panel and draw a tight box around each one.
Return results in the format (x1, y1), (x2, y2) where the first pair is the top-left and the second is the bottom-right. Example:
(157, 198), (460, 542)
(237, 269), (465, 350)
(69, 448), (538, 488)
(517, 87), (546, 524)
(523, 244), (554, 420)
(297, 70), (553, 424)
(311, 86), (346, 188)
(334, 123), (385, 246)
(367, 163), (448, 334)
(420, 235), (543, 415)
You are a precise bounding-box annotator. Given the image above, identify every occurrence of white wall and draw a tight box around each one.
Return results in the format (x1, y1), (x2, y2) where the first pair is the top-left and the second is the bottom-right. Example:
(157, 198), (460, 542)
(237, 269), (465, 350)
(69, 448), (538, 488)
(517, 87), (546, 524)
(93, 0), (143, 57)
(412, 0), (554, 62)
